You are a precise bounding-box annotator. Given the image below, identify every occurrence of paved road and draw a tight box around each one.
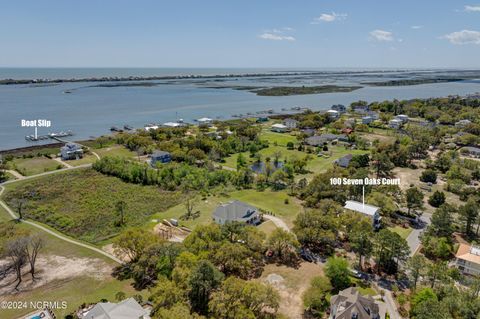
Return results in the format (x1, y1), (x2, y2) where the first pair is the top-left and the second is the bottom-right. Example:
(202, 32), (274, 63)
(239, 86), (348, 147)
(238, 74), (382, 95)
(263, 214), (290, 232)
(382, 289), (401, 319)
(406, 212), (432, 256)
(0, 164), (122, 264)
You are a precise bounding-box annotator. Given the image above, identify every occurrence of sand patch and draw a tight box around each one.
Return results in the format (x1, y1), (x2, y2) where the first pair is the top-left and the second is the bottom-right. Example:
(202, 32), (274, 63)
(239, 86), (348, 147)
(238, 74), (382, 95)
(0, 255), (112, 295)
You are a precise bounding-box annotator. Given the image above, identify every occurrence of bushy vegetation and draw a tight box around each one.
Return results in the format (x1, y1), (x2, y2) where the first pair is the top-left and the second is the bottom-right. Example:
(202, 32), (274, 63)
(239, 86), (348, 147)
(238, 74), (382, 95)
(3, 169), (184, 243)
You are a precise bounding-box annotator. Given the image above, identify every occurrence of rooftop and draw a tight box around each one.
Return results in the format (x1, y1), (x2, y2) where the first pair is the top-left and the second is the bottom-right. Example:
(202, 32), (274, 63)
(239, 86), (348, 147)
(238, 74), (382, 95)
(344, 200), (380, 217)
(82, 298), (150, 319)
(456, 243), (480, 265)
(213, 200), (258, 222)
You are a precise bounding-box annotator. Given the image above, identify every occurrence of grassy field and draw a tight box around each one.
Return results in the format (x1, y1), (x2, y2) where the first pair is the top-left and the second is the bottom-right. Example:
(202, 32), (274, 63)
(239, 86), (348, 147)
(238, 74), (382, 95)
(223, 143), (368, 181)
(66, 154), (98, 166)
(388, 225), (413, 239)
(153, 188), (301, 229)
(2, 168), (183, 244)
(7, 157), (62, 176)
(227, 189), (302, 226)
(260, 130), (297, 146)
(95, 145), (137, 159)
(257, 220), (278, 235)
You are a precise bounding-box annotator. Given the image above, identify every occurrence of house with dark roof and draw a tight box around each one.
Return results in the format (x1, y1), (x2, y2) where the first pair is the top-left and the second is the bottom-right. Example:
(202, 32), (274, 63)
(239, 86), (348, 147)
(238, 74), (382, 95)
(60, 143), (83, 160)
(329, 287), (385, 319)
(212, 200), (260, 225)
(335, 154), (353, 168)
(150, 150), (171, 166)
(80, 297), (151, 319)
(332, 104), (347, 114)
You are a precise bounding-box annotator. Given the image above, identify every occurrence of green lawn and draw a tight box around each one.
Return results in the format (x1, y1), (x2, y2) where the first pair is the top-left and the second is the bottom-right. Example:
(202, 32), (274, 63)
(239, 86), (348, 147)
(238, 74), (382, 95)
(227, 189), (302, 226)
(2, 168), (183, 244)
(95, 145), (137, 159)
(388, 225), (413, 239)
(152, 188), (301, 230)
(257, 219), (278, 235)
(66, 154), (98, 166)
(260, 130), (297, 146)
(223, 143), (368, 181)
(7, 157), (62, 176)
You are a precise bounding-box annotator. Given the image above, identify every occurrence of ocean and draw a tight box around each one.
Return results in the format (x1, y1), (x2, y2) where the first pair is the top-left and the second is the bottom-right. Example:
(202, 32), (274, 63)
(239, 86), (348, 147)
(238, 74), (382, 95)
(1, 68), (480, 150)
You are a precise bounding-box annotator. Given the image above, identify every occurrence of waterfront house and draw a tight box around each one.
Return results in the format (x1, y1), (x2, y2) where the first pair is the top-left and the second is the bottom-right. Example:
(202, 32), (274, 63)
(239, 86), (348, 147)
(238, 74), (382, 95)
(212, 200), (260, 225)
(329, 287), (385, 319)
(362, 116), (374, 125)
(197, 117), (213, 125)
(150, 150), (171, 166)
(331, 104), (347, 114)
(60, 143), (83, 160)
(352, 104), (370, 114)
(144, 124), (159, 131)
(388, 119), (403, 129)
(455, 119), (472, 128)
(271, 123), (288, 133)
(80, 297), (151, 319)
(394, 114), (409, 123)
(335, 154), (353, 168)
(283, 118), (299, 129)
(326, 109), (340, 119)
(454, 243), (480, 276)
(344, 200), (381, 229)
(163, 121), (186, 128)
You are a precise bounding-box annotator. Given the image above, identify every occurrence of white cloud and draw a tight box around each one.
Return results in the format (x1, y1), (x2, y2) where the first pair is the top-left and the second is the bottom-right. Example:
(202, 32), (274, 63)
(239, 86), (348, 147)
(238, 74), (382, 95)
(444, 30), (480, 44)
(259, 27), (295, 41)
(369, 29), (394, 42)
(311, 12), (347, 24)
(259, 33), (295, 41)
(465, 5), (480, 12)
(411, 25), (423, 29)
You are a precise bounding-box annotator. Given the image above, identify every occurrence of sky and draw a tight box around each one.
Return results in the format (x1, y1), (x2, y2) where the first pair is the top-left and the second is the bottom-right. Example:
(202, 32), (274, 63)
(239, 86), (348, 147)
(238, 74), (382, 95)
(1, 0), (480, 68)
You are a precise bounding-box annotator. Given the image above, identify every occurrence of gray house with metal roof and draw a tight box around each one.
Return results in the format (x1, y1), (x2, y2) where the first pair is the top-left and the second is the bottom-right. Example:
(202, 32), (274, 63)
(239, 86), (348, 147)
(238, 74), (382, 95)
(212, 200), (260, 225)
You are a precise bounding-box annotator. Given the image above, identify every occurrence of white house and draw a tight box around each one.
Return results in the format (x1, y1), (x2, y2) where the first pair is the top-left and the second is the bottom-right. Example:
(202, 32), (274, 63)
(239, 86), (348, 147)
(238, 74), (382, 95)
(455, 119), (472, 128)
(395, 114), (409, 123)
(163, 122), (185, 128)
(344, 200), (381, 229)
(283, 118), (299, 129)
(197, 117), (213, 125)
(326, 110), (340, 119)
(144, 124), (159, 131)
(388, 119), (403, 129)
(454, 243), (480, 276)
(271, 123), (288, 133)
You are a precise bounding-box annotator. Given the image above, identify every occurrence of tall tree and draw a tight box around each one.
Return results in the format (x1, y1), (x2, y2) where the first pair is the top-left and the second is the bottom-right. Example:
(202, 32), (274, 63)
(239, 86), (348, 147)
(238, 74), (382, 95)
(405, 186), (424, 215)
(188, 260), (224, 315)
(266, 228), (299, 262)
(460, 199), (479, 237)
(324, 257), (351, 292)
(406, 255), (427, 291)
(25, 234), (43, 280)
